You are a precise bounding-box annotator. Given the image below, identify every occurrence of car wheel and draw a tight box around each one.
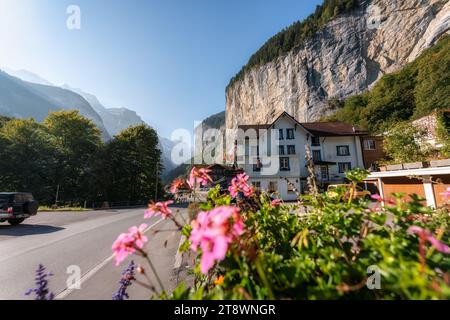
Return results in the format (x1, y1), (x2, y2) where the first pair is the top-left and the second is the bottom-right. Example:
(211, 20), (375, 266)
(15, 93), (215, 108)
(24, 201), (39, 215)
(8, 218), (25, 226)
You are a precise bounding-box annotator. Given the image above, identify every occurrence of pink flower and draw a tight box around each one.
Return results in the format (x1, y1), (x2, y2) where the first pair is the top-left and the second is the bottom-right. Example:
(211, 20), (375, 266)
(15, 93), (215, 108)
(228, 173), (254, 198)
(170, 178), (186, 194)
(188, 167), (212, 188)
(145, 200), (174, 219)
(271, 199), (282, 208)
(189, 206), (244, 274)
(408, 226), (450, 254)
(371, 194), (382, 202)
(440, 187), (450, 201)
(112, 224), (148, 266)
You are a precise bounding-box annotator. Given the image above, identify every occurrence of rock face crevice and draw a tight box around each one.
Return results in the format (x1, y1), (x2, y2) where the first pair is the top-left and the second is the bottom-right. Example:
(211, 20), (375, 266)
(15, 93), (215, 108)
(226, 0), (450, 129)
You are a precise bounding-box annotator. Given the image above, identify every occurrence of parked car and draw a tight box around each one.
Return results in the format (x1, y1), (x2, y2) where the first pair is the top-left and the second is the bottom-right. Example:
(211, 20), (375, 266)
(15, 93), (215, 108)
(0, 193), (39, 225)
(327, 184), (371, 200)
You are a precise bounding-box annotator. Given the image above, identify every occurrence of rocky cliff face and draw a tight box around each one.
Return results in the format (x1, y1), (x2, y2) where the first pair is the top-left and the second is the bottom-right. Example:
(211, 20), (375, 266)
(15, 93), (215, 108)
(226, 0), (450, 129)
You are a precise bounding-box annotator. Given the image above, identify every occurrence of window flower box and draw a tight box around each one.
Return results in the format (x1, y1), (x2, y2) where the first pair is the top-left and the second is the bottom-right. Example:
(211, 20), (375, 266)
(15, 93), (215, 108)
(403, 162), (425, 170)
(430, 159), (450, 168)
(386, 164), (404, 171)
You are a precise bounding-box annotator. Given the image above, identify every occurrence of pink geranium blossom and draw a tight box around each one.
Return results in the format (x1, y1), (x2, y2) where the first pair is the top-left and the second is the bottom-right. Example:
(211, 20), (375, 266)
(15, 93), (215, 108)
(188, 167), (212, 188)
(408, 226), (450, 254)
(170, 178), (186, 194)
(112, 224), (148, 266)
(145, 200), (174, 219)
(189, 206), (245, 274)
(440, 187), (450, 201)
(271, 199), (282, 208)
(228, 173), (254, 198)
(371, 194), (382, 202)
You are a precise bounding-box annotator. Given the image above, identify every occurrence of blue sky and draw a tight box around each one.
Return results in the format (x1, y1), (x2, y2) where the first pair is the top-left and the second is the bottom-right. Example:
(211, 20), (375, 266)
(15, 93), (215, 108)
(0, 0), (322, 137)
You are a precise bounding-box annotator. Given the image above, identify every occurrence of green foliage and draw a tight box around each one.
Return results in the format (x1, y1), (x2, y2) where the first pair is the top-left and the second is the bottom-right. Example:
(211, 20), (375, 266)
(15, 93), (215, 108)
(97, 124), (163, 202)
(228, 0), (360, 89)
(0, 112), (163, 205)
(44, 110), (102, 202)
(383, 122), (433, 164)
(436, 111), (450, 158)
(345, 168), (369, 183)
(169, 169), (450, 300)
(330, 35), (450, 133)
(414, 37), (450, 117)
(0, 118), (58, 201)
(0, 115), (10, 128)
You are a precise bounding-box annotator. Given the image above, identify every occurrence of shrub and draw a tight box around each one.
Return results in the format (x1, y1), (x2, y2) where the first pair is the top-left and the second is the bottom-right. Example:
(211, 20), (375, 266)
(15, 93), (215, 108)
(168, 170), (449, 300)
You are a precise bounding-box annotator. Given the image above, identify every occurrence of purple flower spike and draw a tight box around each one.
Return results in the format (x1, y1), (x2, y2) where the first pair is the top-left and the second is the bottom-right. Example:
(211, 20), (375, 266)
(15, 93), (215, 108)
(25, 264), (55, 300)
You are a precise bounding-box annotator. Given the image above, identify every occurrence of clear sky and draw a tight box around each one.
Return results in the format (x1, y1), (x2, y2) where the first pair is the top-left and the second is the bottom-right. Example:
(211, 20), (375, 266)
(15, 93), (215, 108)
(0, 0), (322, 137)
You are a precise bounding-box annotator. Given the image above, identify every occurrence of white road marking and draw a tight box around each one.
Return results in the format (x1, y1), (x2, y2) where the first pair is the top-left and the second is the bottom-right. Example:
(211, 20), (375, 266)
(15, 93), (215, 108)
(173, 235), (186, 269)
(55, 218), (165, 300)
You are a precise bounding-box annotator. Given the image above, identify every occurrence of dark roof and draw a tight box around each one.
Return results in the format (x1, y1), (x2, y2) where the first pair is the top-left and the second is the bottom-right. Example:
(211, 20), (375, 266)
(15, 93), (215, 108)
(301, 122), (367, 136)
(238, 119), (366, 137)
(237, 112), (367, 137)
(238, 124), (270, 131)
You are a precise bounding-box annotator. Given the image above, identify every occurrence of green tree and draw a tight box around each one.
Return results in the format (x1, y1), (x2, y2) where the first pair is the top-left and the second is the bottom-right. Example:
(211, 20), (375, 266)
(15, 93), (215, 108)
(327, 94), (368, 124)
(382, 122), (433, 164)
(0, 118), (58, 202)
(413, 37), (450, 117)
(43, 110), (102, 203)
(360, 66), (417, 132)
(436, 111), (450, 158)
(101, 125), (163, 202)
(0, 115), (10, 128)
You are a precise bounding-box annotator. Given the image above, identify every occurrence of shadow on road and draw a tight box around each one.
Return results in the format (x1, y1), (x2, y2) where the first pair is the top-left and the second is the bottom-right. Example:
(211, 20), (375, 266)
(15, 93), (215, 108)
(0, 224), (65, 236)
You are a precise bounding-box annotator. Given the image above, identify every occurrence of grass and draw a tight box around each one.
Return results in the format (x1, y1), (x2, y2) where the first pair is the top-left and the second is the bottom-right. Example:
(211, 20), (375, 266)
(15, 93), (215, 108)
(38, 206), (90, 212)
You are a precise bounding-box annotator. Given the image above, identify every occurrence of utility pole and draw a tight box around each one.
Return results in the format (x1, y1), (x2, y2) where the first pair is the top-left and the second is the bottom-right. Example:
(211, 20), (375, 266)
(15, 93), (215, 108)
(154, 160), (159, 201)
(55, 184), (60, 207)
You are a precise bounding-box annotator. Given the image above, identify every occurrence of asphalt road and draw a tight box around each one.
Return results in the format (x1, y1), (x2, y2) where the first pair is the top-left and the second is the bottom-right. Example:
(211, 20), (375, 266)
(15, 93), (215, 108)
(0, 206), (189, 300)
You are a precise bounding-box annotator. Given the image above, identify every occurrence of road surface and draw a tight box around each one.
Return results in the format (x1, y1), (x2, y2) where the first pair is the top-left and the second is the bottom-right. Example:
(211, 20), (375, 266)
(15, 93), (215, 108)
(0, 206), (189, 300)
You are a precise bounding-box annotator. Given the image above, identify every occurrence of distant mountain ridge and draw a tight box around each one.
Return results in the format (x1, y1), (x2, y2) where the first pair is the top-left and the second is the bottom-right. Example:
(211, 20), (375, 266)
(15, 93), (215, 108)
(0, 70), (110, 140)
(1, 67), (53, 86)
(0, 69), (176, 174)
(62, 84), (146, 137)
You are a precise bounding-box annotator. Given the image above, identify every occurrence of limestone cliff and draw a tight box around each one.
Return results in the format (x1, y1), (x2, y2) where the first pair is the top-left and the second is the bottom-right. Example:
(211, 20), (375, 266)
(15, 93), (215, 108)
(226, 0), (450, 129)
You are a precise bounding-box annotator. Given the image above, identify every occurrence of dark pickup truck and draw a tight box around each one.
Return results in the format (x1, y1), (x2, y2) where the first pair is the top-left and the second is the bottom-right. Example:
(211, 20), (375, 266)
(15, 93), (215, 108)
(0, 193), (39, 225)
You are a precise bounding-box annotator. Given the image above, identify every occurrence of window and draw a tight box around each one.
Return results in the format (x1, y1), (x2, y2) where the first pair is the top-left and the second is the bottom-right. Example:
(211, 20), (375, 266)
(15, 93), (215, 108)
(253, 158), (262, 172)
(280, 157), (290, 171)
(268, 181), (278, 193)
(312, 150), (322, 162)
(287, 145), (296, 155)
(337, 146), (350, 156)
(279, 145), (285, 155)
(364, 139), (376, 150)
(252, 181), (261, 191)
(320, 166), (329, 180)
(287, 182), (297, 194)
(286, 128), (295, 140)
(278, 129), (284, 140)
(338, 162), (352, 173)
(312, 136), (321, 146)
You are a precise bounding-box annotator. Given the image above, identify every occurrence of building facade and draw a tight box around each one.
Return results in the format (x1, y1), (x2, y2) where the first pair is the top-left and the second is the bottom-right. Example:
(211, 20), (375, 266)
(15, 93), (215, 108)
(235, 112), (367, 201)
(361, 136), (385, 171)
